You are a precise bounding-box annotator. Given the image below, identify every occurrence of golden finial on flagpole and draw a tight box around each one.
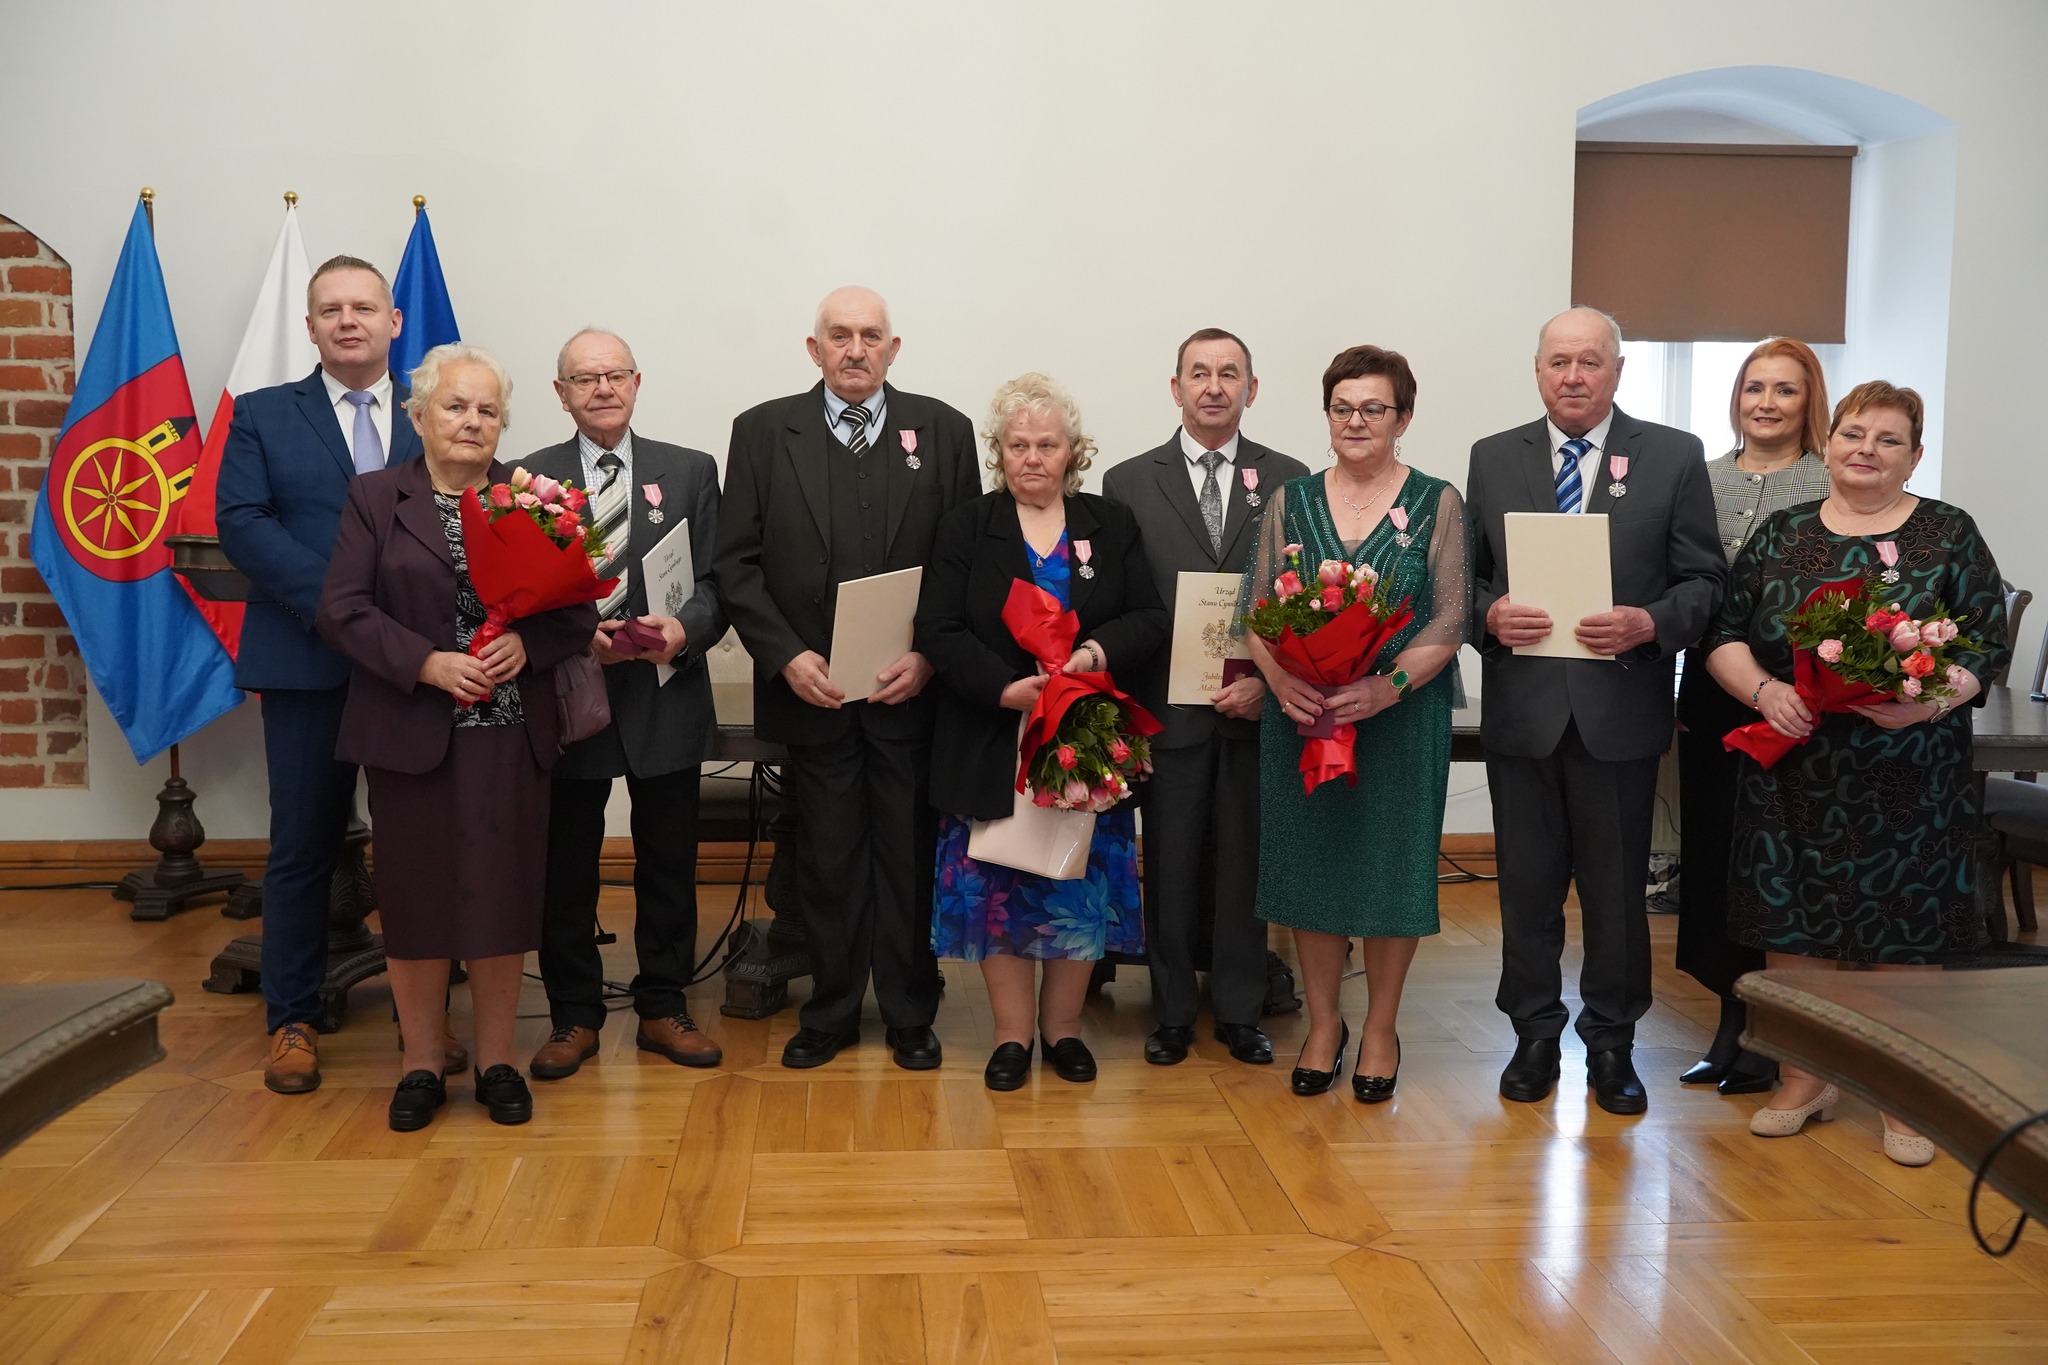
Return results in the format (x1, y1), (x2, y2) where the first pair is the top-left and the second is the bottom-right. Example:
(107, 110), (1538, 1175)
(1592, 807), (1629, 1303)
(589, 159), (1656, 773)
(284, 190), (298, 207)
(140, 186), (155, 226)
(413, 194), (426, 215)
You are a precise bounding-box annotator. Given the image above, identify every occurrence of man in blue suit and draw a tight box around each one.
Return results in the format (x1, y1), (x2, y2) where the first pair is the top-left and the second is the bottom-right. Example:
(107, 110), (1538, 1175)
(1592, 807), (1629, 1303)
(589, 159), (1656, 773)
(217, 255), (426, 1094)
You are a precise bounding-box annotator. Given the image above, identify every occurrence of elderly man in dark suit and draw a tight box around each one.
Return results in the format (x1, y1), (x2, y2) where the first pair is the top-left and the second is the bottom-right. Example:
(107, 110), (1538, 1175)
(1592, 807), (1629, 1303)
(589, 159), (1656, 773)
(520, 329), (728, 1079)
(1102, 328), (1309, 1066)
(713, 287), (981, 1070)
(217, 255), (431, 1096)
(1466, 306), (1724, 1115)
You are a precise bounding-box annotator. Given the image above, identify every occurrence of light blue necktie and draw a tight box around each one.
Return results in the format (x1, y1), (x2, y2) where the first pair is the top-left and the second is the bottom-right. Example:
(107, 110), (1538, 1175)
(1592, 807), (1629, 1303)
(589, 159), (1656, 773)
(1555, 436), (1590, 513)
(343, 390), (385, 476)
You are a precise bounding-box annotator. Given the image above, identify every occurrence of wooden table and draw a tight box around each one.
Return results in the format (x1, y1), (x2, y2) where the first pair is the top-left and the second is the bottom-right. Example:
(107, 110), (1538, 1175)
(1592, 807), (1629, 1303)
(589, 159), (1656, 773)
(1738, 968), (2048, 1223)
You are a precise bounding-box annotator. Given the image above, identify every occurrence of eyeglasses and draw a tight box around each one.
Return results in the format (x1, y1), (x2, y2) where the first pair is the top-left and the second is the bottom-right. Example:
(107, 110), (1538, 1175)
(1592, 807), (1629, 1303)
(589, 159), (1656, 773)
(561, 369), (636, 392)
(1326, 401), (1398, 424)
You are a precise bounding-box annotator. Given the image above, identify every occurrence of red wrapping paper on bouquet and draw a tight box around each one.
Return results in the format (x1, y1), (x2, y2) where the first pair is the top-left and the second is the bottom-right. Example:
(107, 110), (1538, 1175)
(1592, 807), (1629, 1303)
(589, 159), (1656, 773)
(1722, 581), (1887, 771)
(455, 487), (618, 705)
(1263, 596), (1413, 795)
(1000, 579), (1161, 791)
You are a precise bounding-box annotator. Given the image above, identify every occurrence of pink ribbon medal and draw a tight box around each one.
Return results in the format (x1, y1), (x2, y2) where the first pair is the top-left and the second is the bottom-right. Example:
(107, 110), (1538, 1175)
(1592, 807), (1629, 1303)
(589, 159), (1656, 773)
(643, 483), (664, 525)
(1242, 467), (1261, 507)
(1607, 454), (1630, 498)
(900, 429), (920, 470)
(1876, 538), (1900, 584)
(1389, 505), (1412, 548)
(1073, 538), (1095, 580)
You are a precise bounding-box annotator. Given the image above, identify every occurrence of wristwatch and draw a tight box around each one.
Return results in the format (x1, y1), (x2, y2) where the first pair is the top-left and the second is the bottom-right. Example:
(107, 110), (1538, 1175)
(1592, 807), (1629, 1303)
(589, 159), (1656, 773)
(1388, 668), (1411, 699)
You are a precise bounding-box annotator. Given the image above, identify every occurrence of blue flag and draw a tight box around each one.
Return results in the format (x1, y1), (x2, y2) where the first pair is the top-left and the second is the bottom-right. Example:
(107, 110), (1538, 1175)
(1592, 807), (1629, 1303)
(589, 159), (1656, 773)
(389, 207), (460, 384)
(30, 200), (242, 763)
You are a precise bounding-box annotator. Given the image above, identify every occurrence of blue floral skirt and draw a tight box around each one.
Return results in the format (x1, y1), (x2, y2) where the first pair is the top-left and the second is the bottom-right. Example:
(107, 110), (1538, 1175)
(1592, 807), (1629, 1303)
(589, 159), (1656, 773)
(931, 807), (1144, 961)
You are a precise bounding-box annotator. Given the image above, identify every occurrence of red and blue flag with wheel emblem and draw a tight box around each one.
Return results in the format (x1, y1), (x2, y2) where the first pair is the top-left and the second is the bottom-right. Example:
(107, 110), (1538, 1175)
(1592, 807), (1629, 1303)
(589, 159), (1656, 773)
(29, 199), (242, 763)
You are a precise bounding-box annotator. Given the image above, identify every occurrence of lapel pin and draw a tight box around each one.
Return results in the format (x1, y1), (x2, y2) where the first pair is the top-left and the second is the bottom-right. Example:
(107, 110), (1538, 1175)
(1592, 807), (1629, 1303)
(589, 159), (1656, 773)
(1877, 539), (1901, 584)
(1242, 466), (1261, 508)
(1390, 505), (1413, 549)
(1074, 538), (1095, 579)
(901, 429), (920, 471)
(644, 482), (664, 524)
(1606, 453), (1629, 498)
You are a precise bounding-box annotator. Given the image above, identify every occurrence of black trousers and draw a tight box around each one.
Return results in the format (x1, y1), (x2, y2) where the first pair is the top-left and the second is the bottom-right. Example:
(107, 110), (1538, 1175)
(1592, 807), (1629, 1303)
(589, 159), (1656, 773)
(259, 687), (358, 1033)
(1488, 720), (1661, 1052)
(539, 767), (701, 1031)
(1142, 734), (1266, 1028)
(784, 708), (939, 1035)
(1674, 655), (1766, 997)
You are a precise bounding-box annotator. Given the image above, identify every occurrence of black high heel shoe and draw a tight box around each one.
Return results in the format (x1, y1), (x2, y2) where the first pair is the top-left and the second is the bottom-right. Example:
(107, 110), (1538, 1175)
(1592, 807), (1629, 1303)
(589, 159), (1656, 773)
(1352, 1035), (1401, 1104)
(1290, 1022), (1348, 1096)
(1680, 995), (1745, 1085)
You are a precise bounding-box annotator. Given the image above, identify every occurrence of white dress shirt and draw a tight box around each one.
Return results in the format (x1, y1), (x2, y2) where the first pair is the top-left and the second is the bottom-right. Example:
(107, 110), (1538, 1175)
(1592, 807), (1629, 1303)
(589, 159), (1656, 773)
(576, 427), (635, 493)
(320, 370), (395, 468)
(1178, 427), (1241, 496)
(823, 385), (888, 451)
(1543, 410), (1616, 513)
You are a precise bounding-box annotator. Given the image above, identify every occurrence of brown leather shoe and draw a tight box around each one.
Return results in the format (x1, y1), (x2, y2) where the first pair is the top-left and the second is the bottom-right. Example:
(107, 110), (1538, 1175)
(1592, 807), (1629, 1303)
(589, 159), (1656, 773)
(264, 1023), (321, 1094)
(637, 1013), (723, 1068)
(396, 1029), (472, 1076)
(529, 1025), (600, 1080)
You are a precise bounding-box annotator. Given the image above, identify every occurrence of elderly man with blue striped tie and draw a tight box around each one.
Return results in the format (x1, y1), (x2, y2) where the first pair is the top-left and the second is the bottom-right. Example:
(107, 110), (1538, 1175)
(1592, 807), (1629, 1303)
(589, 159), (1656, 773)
(1464, 307), (1724, 1117)
(521, 328), (728, 1079)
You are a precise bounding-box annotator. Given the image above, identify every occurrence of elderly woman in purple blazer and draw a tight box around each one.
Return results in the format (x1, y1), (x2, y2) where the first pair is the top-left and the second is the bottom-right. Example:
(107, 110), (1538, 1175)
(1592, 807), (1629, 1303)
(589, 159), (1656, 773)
(318, 343), (597, 1134)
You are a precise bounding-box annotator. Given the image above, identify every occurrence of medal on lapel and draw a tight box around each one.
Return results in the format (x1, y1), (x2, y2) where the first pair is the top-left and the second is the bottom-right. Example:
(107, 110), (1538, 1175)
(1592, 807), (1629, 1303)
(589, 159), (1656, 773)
(1242, 467), (1261, 508)
(901, 429), (920, 471)
(1876, 539), (1901, 585)
(1390, 505), (1413, 549)
(1074, 538), (1095, 579)
(644, 483), (664, 524)
(1607, 454), (1629, 498)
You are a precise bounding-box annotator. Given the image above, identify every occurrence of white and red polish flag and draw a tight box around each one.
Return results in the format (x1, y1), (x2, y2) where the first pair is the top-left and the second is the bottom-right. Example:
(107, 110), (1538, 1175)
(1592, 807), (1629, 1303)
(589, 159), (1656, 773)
(176, 200), (317, 657)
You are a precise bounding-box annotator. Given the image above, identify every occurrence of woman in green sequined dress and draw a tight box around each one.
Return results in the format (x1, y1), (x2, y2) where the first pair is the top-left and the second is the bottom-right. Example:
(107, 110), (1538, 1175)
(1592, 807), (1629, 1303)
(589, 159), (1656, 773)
(1238, 346), (1470, 1100)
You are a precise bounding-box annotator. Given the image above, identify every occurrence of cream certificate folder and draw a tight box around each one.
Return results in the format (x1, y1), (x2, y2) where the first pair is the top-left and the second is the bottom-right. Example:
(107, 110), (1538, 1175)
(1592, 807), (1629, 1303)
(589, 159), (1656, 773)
(1504, 512), (1613, 661)
(828, 566), (924, 701)
(1168, 571), (1253, 704)
(637, 517), (693, 686)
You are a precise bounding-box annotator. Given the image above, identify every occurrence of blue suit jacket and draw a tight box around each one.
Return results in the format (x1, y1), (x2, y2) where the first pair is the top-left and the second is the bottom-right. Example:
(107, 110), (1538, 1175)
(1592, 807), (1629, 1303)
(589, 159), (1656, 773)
(216, 366), (424, 690)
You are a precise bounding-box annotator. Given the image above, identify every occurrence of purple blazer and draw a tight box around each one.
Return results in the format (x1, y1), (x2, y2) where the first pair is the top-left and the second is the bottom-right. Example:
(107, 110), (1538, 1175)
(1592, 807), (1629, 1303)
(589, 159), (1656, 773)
(315, 457), (600, 774)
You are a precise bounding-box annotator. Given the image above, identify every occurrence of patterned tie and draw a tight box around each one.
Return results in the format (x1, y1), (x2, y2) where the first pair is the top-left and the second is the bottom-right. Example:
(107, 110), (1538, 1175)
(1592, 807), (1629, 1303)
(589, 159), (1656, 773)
(841, 403), (872, 455)
(589, 451), (632, 618)
(1555, 437), (1590, 513)
(1197, 451), (1225, 556)
(343, 390), (384, 476)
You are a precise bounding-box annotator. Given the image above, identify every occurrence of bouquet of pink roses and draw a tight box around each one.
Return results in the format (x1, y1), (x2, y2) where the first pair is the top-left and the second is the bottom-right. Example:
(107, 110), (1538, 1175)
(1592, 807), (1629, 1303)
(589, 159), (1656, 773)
(1724, 576), (1979, 769)
(482, 466), (610, 562)
(455, 467), (617, 704)
(1026, 693), (1154, 813)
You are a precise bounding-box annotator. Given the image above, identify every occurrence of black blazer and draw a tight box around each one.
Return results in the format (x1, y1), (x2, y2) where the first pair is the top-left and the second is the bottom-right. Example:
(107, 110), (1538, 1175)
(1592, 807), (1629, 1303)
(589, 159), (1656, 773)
(520, 434), (726, 779)
(713, 381), (982, 745)
(914, 491), (1169, 819)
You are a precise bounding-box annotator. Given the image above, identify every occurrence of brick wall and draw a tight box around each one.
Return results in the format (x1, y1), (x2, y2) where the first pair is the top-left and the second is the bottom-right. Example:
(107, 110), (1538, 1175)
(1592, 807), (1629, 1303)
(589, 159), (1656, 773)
(0, 214), (84, 788)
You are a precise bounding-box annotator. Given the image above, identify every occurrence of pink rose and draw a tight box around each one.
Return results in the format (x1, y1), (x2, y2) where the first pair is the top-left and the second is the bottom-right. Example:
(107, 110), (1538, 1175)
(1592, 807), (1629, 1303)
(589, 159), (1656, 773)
(1353, 563), (1379, 586)
(508, 467), (533, 490)
(1865, 607), (1903, 634)
(561, 485), (589, 512)
(1032, 789), (1057, 808)
(556, 511), (582, 537)
(514, 491), (541, 509)
(1317, 559), (1349, 587)
(1108, 738), (1131, 763)
(529, 473), (564, 503)
(1815, 638), (1843, 663)
(1274, 570), (1304, 598)
(1282, 542), (1304, 559)
(1900, 676), (1923, 698)
(1062, 779), (1090, 805)
(1056, 744), (1077, 770)
(487, 483), (514, 510)
(1923, 618), (1958, 646)
(1902, 650), (1936, 678)
(1889, 621), (1923, 652)
(1319, 585), (1345, 612)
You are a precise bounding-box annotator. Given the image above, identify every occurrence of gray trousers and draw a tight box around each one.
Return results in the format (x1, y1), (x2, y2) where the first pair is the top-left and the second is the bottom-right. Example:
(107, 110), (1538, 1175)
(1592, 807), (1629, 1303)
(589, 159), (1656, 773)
(1142, 734), (1268, 1029)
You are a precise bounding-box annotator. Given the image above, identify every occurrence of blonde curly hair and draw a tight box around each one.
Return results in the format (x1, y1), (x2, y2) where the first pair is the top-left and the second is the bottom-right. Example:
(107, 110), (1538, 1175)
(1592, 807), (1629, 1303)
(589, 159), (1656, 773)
(981, 372), (1096, 495)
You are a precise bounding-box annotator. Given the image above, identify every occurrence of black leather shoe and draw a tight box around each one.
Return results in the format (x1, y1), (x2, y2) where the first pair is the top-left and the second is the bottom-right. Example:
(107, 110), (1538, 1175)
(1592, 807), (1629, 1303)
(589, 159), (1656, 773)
(781, 1027), (857, 1069)
(1290, 1022), (1348, 1097)
(1587, 1045), (1648, 1115)
(1352, 1036), (1401, 1105)
(1145, 1026), (1195, 1066)
(1043, 1036), (1097, 1082)
(1499, 1036), (1562, 1102)
(388, 1069), (446, 1132)
(1214, 1023), (1274, 1065)
(984, 1041), (1032, 1091)
(473, 1063), (532, 1125)
(886, 1025), (942, 1071)
(1717, 1052), (1780, 1096)
(1679, 1056), (1732, 1085)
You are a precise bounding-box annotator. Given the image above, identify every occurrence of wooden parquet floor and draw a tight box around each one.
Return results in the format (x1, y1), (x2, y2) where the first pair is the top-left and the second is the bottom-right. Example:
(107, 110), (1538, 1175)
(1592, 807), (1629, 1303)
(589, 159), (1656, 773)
(2, 876), (2046, 1363)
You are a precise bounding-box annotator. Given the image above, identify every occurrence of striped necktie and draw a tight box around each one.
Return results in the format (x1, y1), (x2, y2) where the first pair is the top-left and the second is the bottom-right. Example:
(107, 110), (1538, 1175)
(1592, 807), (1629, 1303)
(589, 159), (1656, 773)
(840, 403), (872, 455)
(590, 452), (632, 618)
(1555, 437), (1590, 513)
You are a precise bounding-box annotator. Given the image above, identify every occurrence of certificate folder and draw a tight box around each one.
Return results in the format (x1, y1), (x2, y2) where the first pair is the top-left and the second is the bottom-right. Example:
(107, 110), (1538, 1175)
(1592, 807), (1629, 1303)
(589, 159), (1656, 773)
(1167, 571), (1254, 704)
(827, 566), (924, 700)
(1503, 512), (1612, 661)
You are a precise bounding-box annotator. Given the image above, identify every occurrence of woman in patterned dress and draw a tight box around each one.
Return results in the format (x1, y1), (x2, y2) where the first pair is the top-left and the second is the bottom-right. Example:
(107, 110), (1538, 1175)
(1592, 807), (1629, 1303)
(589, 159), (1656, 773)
(917, 374), (1169, 1091)
(1238, 346), (1470, 1101)
(1704, 380), (2009, 1164)
(1675, 338), (1831, 1096)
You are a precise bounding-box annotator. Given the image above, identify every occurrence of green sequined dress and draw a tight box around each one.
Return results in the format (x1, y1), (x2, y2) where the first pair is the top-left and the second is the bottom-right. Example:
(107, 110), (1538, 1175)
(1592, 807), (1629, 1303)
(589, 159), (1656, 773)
(1237, 470), (1470, 938)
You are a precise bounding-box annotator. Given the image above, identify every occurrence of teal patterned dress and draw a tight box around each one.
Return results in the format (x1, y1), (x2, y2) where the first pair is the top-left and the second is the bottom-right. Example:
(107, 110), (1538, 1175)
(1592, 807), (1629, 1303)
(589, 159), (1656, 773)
(1704, 500), (2010, 962)
(1237, 470), (1470, 938)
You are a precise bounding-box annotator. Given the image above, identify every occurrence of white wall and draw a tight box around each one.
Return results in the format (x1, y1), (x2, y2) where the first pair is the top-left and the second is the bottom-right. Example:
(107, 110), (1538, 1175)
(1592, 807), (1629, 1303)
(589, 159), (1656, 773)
(1, 1), (2043, 840)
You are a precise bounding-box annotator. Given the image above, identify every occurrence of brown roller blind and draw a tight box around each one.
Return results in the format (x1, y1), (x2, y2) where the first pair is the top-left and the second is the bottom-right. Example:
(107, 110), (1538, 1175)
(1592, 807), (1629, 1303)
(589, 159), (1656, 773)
(1572, 141), (1856, 343)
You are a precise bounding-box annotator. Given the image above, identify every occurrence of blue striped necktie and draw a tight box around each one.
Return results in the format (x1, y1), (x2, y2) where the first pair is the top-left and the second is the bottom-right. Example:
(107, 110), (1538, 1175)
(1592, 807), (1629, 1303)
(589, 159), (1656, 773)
(1555, 437), (1590, 513)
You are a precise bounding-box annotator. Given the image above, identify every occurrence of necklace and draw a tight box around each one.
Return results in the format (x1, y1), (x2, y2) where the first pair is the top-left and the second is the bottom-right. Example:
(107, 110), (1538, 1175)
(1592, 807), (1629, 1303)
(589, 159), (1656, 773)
(1331, 462), (1399, 518)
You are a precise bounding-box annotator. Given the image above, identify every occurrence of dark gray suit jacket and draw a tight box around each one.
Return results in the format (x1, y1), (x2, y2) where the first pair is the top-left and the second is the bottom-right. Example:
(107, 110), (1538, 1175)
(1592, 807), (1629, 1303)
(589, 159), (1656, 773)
(1102, 430), (1309, 749)
(1466, 407), (1723, 763)
(521, 434), (725, 779)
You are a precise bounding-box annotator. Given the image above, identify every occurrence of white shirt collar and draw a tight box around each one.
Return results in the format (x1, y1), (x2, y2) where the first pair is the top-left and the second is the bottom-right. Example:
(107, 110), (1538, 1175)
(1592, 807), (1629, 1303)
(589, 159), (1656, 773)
(823, 383), (888, 443)
(321, 369), (393, 409)
(1178, 427), (1241, 466)
(576, 427), (634, 488)
(1545, 409), (1616, 462)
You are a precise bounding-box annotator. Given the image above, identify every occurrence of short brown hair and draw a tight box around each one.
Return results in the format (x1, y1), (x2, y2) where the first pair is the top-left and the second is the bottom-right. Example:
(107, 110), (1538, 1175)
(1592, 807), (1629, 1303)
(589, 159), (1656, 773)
(1830, 379), (1925, 450)
(1322, 345), (1416, 413)
(1728, 337), (1830, 457)
(307, 254), (391, 311)
(1176, 328), (1253, 380)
